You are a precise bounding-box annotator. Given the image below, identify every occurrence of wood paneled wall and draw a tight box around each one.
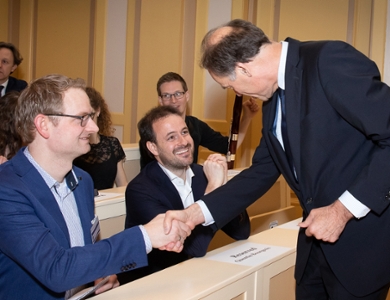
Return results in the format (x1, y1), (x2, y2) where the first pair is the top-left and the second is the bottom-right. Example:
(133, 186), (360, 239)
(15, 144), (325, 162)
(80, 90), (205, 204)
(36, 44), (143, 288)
(2, 0), (388, 167)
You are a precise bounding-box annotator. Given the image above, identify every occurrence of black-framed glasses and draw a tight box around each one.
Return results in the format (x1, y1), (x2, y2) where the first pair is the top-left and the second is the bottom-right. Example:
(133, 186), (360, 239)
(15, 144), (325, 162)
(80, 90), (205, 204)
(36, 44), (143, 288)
(44, 112), (96, 127)
(160, 91), (186, 102)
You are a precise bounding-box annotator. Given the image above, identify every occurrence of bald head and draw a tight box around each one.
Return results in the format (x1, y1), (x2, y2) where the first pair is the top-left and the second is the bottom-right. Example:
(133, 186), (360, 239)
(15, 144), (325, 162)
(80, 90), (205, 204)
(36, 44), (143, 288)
(200, 19), (271, 77)
(208, 26), (232, 46)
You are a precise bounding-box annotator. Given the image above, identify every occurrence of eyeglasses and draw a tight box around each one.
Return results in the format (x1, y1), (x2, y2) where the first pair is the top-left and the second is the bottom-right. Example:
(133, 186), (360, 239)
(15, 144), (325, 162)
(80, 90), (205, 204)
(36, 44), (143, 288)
(44, 112), (96, 127)
(160, 91), (186, 102)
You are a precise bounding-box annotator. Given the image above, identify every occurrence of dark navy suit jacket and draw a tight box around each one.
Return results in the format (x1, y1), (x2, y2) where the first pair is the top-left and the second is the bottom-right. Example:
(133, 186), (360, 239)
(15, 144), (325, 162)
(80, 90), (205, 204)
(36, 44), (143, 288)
(4, 76), (27, 93)
(0, 148), (148, 299)
(124, 161), (250, 281)
(200, 39), (390, 296)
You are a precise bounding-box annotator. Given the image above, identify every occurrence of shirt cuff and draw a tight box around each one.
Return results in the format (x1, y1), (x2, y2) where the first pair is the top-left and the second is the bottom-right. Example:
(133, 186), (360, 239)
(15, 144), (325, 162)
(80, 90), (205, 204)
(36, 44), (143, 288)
(339, 190), (370, 219)
(139, 225), (152, 254)
(196, 200), (215, 226)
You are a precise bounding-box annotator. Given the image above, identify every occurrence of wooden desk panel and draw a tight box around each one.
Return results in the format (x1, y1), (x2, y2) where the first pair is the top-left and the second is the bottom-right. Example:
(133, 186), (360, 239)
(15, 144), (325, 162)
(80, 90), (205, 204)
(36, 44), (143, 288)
(93, 221), (300, 300)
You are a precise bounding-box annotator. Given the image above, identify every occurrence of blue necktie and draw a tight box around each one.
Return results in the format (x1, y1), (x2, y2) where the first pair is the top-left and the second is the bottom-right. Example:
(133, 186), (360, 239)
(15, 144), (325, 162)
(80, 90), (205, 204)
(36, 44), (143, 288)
(279, 89), (295, 174)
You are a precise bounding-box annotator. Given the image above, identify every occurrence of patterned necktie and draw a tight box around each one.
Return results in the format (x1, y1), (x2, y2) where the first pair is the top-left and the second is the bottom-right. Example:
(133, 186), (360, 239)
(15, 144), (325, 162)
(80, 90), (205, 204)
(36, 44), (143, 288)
(279, 88), (295, 174)
(0, 86), (3, 97)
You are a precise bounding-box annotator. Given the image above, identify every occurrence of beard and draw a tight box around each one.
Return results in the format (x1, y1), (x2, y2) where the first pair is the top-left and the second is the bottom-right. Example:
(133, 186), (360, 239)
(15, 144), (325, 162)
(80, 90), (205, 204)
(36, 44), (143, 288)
(158, 143), (194, 171)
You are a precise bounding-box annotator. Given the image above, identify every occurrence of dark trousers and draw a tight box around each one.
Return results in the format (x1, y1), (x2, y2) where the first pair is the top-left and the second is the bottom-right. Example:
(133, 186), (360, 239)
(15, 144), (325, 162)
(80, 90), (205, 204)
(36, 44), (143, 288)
(296, 241), (389, 300)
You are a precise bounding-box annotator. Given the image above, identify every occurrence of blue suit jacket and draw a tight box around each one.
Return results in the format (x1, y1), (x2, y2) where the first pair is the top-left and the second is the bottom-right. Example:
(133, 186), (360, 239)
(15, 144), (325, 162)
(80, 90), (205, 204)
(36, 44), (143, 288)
(5, 76), (27, 93)
(124, 161), (250, 280)
(0, 148), (148, 299)
(201, 39), (390, 296)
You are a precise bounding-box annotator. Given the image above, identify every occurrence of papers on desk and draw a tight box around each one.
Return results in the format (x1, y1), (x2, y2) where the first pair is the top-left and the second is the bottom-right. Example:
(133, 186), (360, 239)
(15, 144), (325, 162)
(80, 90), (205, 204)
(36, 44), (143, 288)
(206, 242), (291, 267)
(277, 217), (302, 230)
(94, 193), (123, 202)
(68, 276), (110, 300)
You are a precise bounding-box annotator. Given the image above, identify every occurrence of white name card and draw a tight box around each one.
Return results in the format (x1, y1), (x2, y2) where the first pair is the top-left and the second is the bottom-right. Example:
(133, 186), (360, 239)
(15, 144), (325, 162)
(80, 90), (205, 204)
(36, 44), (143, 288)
(206, 242), (291, 267)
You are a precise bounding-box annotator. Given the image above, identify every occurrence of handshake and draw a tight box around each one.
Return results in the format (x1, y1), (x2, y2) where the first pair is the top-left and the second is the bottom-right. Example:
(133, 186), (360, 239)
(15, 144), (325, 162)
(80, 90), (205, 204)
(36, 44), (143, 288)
(142, 203), (205, 253)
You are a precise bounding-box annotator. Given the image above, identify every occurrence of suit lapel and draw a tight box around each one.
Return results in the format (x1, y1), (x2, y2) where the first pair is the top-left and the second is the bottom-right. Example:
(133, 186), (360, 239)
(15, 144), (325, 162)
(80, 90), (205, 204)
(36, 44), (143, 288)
(5, 77), (15, 93)
(190, 164), (207, 200)
(148, 162), (185, 209)
(262, 86), (300, 190)
(284, 38), (302, 182)
(12, 150), (71, 245)
(264, 95), (295, 178)
(72, 173), (94, 245)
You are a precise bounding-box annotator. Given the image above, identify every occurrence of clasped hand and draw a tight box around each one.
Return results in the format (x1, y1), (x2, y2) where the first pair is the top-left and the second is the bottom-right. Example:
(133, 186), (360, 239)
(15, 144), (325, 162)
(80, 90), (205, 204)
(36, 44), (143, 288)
(143, 214), (192, 253)
(203, 154), (228, 194)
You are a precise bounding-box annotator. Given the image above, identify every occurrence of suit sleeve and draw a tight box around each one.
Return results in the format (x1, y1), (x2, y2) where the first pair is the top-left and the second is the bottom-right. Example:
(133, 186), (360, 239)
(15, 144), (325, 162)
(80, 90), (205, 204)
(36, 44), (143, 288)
(202, 132), (281, 229)
(220, 210), (250, 240)
(318, 41), (390, 214)
(0, 171), (148, 293)
(192, 116), (229, 154)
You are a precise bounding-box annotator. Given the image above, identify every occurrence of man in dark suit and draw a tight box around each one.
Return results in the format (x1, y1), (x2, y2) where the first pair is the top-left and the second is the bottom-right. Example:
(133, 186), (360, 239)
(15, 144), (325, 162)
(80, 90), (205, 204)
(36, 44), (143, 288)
(124, 106), (250, 282)
(0, 74), (190, 299)
(164, 19), (390, 299)
(0, 42), (27, 96)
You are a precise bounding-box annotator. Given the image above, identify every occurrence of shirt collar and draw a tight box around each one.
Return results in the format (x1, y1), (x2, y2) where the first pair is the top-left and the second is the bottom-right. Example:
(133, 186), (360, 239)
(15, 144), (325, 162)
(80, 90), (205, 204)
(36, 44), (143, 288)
(278, 41), (289, 90)
(23, 147), (78, 190)
(158, 162), (194, 184)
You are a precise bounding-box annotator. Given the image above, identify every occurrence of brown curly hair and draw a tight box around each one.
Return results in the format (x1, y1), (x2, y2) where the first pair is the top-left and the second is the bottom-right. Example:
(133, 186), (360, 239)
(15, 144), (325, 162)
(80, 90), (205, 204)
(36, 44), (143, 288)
(85, 87), (113, 136)
(0, 41), (23, 66)
(0, 91), (23, 159)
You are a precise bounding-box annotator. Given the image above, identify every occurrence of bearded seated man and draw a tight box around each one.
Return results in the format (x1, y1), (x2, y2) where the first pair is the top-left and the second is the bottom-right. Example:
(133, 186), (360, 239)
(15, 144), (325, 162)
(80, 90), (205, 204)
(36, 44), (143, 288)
(121, 106), (250, 283)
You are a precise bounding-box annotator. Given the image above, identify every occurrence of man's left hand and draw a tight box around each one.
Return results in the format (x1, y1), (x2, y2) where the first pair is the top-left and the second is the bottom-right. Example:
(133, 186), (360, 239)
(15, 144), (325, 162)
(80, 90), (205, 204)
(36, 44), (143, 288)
(94, 275), (120, 295)
(203, 154), (228, 191)
(299, 200), (353, 243)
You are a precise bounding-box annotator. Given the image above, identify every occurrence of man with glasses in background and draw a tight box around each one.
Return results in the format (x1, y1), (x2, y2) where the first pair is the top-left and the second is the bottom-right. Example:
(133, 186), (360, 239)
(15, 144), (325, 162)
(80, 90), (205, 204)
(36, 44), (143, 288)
(0, 74), (191, 299)
(139, 72), (259, 168)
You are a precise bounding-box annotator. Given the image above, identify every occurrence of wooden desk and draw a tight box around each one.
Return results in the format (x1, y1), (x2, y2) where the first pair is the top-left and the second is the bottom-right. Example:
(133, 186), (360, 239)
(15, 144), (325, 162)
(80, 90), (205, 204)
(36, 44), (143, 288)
(95, 186), (126, 239)
(93, 218), (301, 300)
(94, 174), (299, 242)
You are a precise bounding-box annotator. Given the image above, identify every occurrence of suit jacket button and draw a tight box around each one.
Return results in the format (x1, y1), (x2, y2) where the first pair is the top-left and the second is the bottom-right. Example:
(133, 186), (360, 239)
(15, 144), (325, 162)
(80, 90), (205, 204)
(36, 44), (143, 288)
(122, 265), (130, 271)
(306, 198), (313, 204)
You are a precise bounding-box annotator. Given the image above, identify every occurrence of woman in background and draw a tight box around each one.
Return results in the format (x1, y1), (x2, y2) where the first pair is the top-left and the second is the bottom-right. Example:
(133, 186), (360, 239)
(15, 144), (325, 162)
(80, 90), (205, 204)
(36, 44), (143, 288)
(74, 87), (128, 190)
(0, 91), (23, 163)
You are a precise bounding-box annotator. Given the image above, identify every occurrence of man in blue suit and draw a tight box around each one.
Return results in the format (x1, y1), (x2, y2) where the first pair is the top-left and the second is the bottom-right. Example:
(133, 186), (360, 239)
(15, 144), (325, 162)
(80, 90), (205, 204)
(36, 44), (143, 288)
(0, 42), (27, 96)
(0, 74), (191, 299)
(164, 19), (390, 299)
(123, 106), (250, 282)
